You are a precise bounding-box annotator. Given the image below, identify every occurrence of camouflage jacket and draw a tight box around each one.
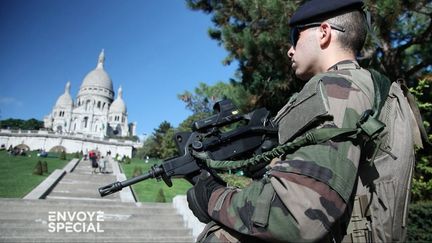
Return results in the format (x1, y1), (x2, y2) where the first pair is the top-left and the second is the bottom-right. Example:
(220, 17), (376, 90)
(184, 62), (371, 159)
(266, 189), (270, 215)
(206, 61), (375, 242)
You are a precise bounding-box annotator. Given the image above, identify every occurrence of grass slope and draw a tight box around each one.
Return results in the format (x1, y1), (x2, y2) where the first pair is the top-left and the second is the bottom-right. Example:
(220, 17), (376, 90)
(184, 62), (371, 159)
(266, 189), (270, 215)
(0, 150), (71, 198)
(120, 158), (192, 202)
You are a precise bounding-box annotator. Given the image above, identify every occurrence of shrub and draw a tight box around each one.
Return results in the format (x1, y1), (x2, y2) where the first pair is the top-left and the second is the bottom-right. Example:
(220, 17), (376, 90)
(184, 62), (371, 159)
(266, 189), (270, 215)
(407, 201), (432, 242)
(33, 161), (43, 175)
(41, 161), (48, 173)
(59, 151), (67, 160)
(155, 188), (166, 202)
(124, 156), (131, 164)
(132, 166), (143, 177)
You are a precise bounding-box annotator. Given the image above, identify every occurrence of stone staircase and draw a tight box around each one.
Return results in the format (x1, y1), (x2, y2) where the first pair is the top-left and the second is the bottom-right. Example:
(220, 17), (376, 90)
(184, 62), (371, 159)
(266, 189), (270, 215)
(0, 157), (195, 243)
(45, 157), (122, 202)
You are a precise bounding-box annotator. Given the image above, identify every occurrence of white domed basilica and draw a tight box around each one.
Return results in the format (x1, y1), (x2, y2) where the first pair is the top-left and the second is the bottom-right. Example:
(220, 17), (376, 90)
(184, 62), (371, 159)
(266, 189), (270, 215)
(44, 50), (136, 138)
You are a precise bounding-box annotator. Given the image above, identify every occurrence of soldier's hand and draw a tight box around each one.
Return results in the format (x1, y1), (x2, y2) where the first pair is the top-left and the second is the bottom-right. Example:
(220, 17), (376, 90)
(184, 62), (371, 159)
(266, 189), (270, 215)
(243, 162), (269, 179)
(243, 157), (280, 179)
(187, 170), (224, 223)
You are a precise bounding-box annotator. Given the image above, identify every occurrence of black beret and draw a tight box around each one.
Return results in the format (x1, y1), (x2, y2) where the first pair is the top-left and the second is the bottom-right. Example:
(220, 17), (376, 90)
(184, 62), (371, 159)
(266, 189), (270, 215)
(289, 0), (364, 26)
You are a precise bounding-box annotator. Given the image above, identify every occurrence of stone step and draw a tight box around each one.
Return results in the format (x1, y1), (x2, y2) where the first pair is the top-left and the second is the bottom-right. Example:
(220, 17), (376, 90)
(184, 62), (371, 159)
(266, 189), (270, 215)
(51, 177), (117, 186)
(73, 163), (113, 169)
(56, 173), (118, 183)
(45, 195), (121, 201)
(0, 211), (183, 222)
(0, 199), (185, 226)
(50, 184), (113, 194)
(0, 198), (172, 209)
(1, 209), (178, 218)
(69, 161), (114, 174)
(0, 235), (194, 243)
(0, 203), (181, 215)
(74, 168), (112, 173)
(0, 227), (191, 236)
(47, 189), (115, 199)
(0, 220), (193, 242)
(46, 191), (119, 200)
(49, 176), (117, 190)
(0, 218), (186, 229)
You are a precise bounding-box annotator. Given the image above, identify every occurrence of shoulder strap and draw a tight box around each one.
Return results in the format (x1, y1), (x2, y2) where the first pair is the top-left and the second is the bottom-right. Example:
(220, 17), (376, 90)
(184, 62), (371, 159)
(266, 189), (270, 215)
(367, 69), (391, 118)
(398, 78), (431, 149)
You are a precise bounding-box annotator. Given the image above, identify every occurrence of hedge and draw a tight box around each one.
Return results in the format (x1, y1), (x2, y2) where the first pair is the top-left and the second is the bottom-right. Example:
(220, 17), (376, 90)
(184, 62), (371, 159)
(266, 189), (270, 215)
(407, 201), (432, 242)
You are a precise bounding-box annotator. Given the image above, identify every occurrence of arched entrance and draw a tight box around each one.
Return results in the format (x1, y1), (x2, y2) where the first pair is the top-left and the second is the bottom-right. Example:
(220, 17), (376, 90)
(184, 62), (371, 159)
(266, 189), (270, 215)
(14, 144), (30, 151)
(49, 145), (67, 153)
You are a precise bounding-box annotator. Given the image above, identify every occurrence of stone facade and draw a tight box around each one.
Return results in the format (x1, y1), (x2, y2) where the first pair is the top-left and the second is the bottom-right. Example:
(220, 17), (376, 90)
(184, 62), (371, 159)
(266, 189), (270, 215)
(0, 129), (137, 158)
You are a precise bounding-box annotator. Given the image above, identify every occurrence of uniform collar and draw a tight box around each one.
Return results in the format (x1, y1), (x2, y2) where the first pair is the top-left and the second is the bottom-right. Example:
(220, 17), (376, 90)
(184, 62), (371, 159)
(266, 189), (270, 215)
(327, 60), (360, 71)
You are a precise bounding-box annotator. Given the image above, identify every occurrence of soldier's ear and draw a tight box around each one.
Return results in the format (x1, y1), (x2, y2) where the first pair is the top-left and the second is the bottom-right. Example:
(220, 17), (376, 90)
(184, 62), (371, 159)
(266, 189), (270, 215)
(318, 22), (332, 48)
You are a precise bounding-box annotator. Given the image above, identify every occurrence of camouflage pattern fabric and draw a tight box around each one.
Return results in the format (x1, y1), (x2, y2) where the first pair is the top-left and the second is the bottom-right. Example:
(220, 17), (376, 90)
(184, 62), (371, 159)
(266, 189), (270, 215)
(197, 221), (264, 243)
(202, 61), (375, 242)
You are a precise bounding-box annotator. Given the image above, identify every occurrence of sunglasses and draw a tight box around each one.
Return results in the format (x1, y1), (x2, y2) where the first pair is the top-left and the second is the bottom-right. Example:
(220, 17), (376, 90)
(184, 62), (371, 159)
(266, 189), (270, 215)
(290, 22), (346, 48)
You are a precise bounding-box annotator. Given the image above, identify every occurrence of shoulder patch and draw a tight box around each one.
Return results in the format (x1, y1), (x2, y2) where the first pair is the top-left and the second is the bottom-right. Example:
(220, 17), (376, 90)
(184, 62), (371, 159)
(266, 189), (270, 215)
(321, 76), (359, 100)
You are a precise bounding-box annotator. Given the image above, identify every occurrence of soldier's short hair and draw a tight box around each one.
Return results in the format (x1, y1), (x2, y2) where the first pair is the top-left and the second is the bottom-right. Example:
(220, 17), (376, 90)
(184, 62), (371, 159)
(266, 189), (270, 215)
(326, 9), (367, 54)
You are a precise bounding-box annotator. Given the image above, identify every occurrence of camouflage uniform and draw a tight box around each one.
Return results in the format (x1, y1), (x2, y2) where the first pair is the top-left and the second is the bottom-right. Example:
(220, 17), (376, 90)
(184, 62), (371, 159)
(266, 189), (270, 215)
(200, 61), (375, 242)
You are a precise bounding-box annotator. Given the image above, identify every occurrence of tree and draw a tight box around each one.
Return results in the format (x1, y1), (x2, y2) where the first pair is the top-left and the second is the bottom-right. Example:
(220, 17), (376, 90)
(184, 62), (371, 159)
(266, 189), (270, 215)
(160, 128), (179, 158)
(362, 0), (432, 82)
(187, 0), (300, 114)
(186, 0), (432, 202)
(136, 121), (174, 159)
(186, 0), (432, 113)
(136, 136), (159, 158)
(178, 112), (210, 132)
(410, 77), (432, 201)
(22, 118), (44, 130)
(0, 118), (43, 130)
(153, 121), (173, 157)
(0, 118), (24, 129)
(178, 81), (253, 114)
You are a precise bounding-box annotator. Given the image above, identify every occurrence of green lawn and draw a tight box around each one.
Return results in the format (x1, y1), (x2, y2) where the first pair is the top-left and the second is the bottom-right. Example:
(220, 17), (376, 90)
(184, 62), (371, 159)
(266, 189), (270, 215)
(120, 158), (192, 202)
(0, 150), (71, 198)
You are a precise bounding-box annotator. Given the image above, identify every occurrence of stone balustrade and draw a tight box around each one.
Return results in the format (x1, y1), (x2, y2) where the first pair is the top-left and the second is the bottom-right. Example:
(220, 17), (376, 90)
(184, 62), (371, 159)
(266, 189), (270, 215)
(0, 129), (142, 158)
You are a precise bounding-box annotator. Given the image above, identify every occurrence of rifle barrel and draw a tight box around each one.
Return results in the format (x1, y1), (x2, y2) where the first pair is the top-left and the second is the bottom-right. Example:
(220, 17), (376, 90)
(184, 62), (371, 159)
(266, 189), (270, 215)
(98, 166), (164, 197)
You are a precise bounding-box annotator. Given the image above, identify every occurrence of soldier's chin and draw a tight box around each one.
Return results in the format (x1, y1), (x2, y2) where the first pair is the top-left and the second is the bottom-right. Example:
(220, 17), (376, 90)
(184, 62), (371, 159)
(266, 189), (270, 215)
(295, 69), (310, 81)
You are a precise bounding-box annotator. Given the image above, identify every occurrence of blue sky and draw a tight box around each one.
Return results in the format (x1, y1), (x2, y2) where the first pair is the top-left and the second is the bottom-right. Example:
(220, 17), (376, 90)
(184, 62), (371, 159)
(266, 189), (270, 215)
(0, 0), (238, 138)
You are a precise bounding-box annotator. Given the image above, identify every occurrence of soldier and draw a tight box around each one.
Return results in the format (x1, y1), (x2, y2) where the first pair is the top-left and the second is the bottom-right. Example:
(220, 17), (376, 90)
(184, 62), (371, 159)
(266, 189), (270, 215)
(187, 0), (373, 242)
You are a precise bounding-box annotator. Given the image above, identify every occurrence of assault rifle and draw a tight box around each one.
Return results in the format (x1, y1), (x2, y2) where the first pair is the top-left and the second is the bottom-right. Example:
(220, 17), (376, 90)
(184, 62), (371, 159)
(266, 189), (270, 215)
(99, 99), (277, 197)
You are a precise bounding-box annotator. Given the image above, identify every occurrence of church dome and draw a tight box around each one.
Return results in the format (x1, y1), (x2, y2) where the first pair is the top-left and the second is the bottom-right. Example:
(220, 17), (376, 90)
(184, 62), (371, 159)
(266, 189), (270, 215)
(80, 50), (113, 92)
(110, 86), (127, 114)
(81, 68), (113, 91)
(55, 82), (73, 108)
